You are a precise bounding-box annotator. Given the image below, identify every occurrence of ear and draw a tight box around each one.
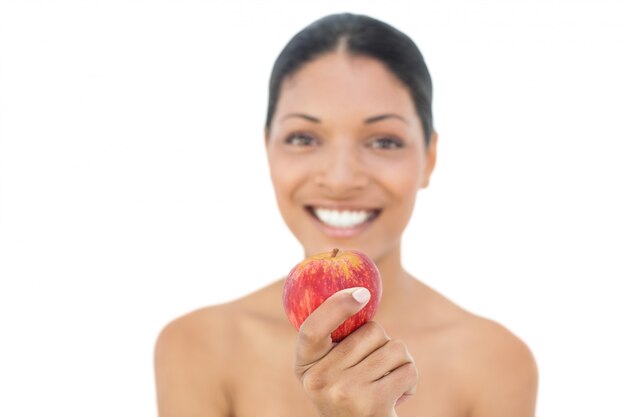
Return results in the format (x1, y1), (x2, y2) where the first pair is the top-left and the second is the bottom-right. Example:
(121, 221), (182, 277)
(264, 128), (270, 150)
(421, 131), (438, 189)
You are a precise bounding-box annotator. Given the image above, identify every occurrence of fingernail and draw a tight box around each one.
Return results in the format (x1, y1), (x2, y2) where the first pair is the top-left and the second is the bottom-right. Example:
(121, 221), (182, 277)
(352, 288), (370, 304)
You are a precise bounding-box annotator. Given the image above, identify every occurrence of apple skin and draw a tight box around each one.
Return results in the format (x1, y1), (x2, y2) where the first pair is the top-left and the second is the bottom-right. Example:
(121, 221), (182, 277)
(282, 248), (382, 342)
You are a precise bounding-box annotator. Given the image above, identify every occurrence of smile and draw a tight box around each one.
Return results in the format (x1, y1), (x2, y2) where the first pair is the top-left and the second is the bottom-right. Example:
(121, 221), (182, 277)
(306, 206), (381, 229)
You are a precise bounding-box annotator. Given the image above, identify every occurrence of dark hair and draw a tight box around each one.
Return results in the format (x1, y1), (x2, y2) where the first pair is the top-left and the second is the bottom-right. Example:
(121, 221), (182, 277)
(265, 13), (434, 147)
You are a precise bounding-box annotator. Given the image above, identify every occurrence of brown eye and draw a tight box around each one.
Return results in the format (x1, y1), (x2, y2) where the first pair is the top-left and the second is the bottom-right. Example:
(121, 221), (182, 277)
(284, 132), (318, 147)
(370, 136), (405, 150)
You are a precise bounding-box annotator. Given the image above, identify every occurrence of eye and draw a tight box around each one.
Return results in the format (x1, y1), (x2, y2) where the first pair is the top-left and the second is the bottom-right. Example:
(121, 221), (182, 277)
(284, 132), (318, 147)
(369, 136), (405, 150)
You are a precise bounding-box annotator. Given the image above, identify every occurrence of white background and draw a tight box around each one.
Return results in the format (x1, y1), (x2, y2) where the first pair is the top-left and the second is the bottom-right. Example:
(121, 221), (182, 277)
(1, 0), (625, 416)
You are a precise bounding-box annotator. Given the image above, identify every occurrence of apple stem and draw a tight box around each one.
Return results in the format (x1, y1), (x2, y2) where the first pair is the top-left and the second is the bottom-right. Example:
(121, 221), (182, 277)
(331, 248), (339, 258)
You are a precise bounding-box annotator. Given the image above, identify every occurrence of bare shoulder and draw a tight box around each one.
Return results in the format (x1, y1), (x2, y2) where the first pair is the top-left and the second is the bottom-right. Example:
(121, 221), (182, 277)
(155, 278), (286, 358)
(154, 279), (287, 417)
(454, 314), (539, 416)
(459, 314), (538, 378)
(408, 280), (538, 416)
(414, 280), (537, 379)
(154, 302), (236, 417)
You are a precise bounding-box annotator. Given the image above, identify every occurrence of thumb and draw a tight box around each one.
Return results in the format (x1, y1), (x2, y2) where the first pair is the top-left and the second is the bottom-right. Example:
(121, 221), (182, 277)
(295, 287), (371, 370)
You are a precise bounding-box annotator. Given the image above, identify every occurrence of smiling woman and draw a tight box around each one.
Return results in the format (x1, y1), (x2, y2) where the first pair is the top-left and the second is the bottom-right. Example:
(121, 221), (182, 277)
(265, 51), (434, 261)
(154, 13), (538, 417)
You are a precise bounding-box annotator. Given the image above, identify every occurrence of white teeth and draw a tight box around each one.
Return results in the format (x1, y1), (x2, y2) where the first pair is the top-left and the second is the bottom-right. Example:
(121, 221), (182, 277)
(313, 208), (372, 228)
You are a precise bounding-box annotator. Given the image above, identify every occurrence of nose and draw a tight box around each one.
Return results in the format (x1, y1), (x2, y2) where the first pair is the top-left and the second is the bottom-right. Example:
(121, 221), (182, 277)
(314, 142), (368, 195)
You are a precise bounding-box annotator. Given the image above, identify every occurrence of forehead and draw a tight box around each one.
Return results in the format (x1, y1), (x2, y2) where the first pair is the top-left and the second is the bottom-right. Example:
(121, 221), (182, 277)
(275, 52), (416, 122)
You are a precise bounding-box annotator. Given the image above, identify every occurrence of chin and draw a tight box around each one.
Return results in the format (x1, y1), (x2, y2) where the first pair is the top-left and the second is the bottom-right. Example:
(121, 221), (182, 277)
(288, 208), (404, 263)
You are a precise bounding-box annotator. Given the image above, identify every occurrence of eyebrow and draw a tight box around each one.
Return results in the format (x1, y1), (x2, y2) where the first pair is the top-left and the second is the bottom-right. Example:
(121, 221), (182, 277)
(280, 113), (408, 124)
(364, 114), (408, 124)
(281, 113), (321, 123)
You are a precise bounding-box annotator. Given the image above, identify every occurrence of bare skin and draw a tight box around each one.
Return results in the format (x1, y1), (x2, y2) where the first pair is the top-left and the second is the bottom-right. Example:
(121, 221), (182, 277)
(154, 50), (538, 416)
(155, 270), (537, 416)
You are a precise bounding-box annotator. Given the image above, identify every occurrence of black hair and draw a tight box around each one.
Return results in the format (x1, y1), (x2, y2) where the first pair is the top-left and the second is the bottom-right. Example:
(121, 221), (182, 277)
(265, 13), (434, 147)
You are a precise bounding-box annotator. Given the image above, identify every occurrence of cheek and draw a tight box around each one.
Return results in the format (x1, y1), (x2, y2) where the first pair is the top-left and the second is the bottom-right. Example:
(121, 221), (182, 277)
(378, 164), (420, 240)
(268, 153), (308, 207)
(371, 154), (422, 203)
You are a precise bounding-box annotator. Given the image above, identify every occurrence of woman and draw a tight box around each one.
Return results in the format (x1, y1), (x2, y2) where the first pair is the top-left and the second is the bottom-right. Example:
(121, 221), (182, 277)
(155, 13), (538, 417)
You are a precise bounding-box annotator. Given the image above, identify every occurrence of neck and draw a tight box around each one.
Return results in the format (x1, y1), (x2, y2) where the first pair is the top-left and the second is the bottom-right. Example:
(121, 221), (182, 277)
(374, 244), (415, 320)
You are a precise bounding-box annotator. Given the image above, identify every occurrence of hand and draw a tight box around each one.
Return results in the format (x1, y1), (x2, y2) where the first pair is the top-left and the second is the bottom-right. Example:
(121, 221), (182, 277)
(294, 287), (418, 417)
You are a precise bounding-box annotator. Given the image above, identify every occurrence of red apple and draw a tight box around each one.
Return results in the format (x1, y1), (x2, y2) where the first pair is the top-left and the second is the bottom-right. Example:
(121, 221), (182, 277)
(282, 248), (382, 342)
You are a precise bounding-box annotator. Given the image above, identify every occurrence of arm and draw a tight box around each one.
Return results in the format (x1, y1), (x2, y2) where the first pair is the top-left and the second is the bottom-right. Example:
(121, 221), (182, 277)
(154, 310), (231, 417)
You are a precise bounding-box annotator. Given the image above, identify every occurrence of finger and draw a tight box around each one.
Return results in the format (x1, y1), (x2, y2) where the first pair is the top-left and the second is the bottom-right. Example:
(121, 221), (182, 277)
(324, 321), (390, 370)
(374, 360), (419, 408)
(295, 287), (371, 369)
(360, 339), (415, 382)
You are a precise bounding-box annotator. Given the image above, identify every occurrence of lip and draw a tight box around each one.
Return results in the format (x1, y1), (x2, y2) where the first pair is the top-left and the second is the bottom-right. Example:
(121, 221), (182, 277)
(304, 204), (382, 238)
(304, 201), (382, 211)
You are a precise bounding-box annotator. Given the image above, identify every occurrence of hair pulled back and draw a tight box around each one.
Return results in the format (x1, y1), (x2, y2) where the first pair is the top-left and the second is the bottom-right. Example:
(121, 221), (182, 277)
(265, 13), (434, 146)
